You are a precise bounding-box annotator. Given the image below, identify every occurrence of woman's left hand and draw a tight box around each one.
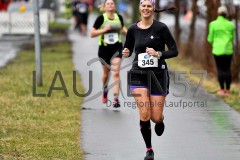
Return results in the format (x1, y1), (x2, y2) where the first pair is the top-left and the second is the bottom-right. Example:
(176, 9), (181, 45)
(146, 47), (158, 57)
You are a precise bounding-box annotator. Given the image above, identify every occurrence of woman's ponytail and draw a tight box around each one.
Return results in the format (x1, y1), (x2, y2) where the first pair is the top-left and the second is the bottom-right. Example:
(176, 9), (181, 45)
(154, 7), (177, 13)
(98, 3), (105, 12)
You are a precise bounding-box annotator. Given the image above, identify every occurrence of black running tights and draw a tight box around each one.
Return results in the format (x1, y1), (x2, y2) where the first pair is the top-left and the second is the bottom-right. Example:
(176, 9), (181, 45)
(214, 55), (233, 90)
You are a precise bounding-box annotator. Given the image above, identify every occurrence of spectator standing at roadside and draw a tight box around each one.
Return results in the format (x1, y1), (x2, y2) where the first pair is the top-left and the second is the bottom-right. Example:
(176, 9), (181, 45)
(208, 6), (235, 95)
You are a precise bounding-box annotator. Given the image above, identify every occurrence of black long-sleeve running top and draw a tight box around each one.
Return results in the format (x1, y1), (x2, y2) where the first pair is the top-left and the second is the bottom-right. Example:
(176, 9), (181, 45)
(124, 20), (178, 71)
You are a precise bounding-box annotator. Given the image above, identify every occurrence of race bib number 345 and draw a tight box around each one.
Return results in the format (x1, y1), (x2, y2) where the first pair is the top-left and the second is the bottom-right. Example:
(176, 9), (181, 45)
(138, 53), (158, 68)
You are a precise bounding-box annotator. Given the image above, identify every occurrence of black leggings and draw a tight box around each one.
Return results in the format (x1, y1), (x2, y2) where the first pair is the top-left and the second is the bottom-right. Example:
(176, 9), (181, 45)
(214, 55), (232, 90)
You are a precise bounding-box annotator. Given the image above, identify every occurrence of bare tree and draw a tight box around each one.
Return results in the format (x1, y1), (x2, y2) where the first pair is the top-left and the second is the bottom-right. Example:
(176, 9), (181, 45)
(132, 0), (140, 23)
(174, 0), (181, 46)
(223, 0), (240, 81)
(185, 0), (198, 56)
(204, 0), (220, 72)
(230, 5), (240, 82)
(154, 0), (160, 20)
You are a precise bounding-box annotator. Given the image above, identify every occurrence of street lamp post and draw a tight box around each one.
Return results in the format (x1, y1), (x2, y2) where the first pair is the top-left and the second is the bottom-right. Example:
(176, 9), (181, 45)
(33, 0), (42, 86)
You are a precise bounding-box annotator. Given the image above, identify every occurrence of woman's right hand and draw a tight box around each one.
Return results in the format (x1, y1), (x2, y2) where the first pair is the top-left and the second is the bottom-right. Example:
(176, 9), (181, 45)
(103, 25), (111, 33)
(122, 48), (130, 58)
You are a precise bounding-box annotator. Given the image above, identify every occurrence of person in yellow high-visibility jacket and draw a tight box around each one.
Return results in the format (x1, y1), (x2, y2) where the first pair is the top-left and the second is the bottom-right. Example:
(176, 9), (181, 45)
(208, 6), (235, 95)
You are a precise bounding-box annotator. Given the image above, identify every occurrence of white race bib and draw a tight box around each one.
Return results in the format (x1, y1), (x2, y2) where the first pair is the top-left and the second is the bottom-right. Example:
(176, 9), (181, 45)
(138, 53), (158, 68)
(104, 33), (118, 44)
(79, 7), (87, 13)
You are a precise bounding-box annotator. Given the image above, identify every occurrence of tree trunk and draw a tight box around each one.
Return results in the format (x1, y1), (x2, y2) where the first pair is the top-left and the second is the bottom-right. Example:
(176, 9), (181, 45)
(154, 0), (160, 20)
(204, 0), (220, 72)
(232, 5), (240, 82)
(185, 0), (198, 57)
(174, 0), (181, 47)
(132, 0), (140, 23)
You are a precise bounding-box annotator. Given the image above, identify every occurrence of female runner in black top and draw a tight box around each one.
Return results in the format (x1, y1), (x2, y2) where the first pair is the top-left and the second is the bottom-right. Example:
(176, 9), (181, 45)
(90, 0), (127, 107)
(122, 0), (178, 159)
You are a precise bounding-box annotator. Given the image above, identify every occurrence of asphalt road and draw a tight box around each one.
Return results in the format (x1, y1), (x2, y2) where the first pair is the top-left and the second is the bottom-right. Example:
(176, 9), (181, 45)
(69, 13), (240, 160)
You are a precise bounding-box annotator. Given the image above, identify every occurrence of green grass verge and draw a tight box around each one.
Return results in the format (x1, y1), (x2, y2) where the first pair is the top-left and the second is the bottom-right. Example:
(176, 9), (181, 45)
(166, 54), (240, 111)
(0, 40), (84, 159)
(49, 22), (70, 30)
(49, 22), (71, 38)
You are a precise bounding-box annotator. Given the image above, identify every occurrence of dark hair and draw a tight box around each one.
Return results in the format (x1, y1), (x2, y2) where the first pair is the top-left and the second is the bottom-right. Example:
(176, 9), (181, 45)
(154, 7), (177, 13)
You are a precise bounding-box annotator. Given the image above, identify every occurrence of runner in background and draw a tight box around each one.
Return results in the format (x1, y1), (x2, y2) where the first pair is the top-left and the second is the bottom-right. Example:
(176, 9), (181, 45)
(0, 0), (11, 11)
(90, 0), (127, 108)
(71, 0), (92, 35)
